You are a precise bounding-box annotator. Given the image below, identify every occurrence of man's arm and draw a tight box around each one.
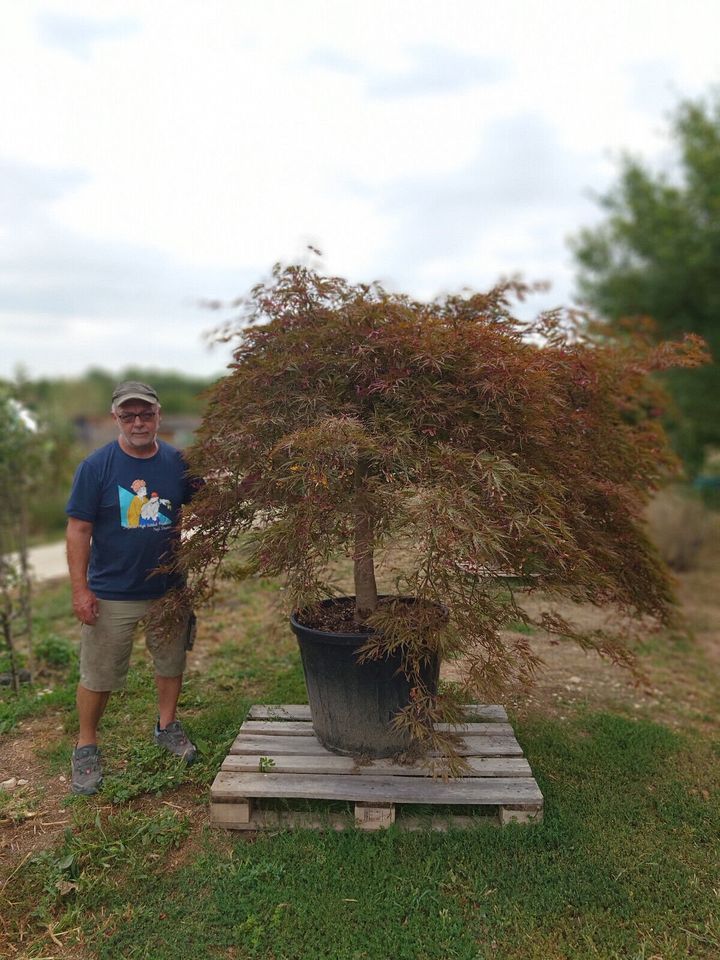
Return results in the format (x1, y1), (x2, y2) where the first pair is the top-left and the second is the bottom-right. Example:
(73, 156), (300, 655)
(66, 517), (99, 625)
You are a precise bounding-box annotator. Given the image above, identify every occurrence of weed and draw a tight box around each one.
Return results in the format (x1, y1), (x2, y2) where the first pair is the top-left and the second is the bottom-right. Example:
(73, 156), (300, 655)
(38, 737), (74, 775)
(100, 740), (190, 803)
(0, 582), (78, 733)
(35, 633), (77, 667)
(0, 677), (76, 733)
(0, 783), (40, 824)
(13, 807), (191, 931)
(507, 620), (535, 635)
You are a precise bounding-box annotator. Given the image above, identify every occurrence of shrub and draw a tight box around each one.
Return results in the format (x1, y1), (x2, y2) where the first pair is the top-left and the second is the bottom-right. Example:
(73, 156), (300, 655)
(34, 633), (77, 668)
(645, 486), (709, 571)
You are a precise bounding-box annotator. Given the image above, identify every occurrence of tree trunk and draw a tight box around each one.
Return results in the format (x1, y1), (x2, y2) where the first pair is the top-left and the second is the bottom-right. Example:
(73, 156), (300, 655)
(2, 614), (19, 693)
(17, 497), (33, 681)
(353, 456), (377, 621)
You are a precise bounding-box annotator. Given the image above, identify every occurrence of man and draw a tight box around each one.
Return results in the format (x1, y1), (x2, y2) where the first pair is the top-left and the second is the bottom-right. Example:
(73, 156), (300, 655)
(66, 380), (198, 795)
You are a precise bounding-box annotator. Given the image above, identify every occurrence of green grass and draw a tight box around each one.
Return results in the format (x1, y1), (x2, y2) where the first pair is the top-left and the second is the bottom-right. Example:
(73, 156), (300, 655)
(144, 719), (717, 959)
(0, 580), (79, 731)
(2, 579), (720, 959)
(0, 680), (77, 734)
(10, 713), (720, 960)
(507, 620), (535, 635)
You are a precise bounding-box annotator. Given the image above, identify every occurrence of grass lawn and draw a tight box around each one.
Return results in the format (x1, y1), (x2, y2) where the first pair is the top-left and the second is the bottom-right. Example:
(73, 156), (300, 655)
(1, 540), (719, 960)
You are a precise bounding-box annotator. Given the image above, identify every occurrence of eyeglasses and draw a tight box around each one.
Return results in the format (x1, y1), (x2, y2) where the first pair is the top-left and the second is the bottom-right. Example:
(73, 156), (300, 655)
(117, 411), (157, 424)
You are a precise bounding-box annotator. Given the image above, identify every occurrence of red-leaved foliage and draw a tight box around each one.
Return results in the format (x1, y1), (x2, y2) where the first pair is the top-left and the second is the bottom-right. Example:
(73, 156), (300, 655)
(161, 264), (708, 762)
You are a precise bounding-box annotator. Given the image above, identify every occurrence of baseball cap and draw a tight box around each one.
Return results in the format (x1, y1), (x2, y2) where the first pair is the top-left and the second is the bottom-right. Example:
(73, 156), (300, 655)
(112, 381), (159, 407)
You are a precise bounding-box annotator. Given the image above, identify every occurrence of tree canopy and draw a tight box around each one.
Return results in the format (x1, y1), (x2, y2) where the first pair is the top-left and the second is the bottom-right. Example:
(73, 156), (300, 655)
(572, 93), (720, 472)
(164, 264), (706, 751)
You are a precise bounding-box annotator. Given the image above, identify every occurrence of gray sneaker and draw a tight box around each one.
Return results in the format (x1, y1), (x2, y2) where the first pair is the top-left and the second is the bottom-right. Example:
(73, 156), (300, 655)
(154, 720), (197, 763)
(71, 745), (103, 795)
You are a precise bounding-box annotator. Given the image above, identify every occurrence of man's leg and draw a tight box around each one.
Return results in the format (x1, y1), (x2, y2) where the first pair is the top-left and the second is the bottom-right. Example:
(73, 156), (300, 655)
(72, 600), (144, 793)
(76, 686), (111, 747)
(155, 673), (182, 729)
(147, 607), (196, 761)
(153, 671), (196, 761)
(72, 685), (111, 795)
(76, 598), (142, 743)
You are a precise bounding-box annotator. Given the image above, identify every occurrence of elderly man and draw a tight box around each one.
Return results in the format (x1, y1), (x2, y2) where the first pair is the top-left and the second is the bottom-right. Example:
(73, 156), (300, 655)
(66, 380), (198, 795)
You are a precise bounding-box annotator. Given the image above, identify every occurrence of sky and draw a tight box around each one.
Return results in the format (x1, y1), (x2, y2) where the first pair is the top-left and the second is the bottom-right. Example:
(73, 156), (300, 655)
(2, 0), (719, 381)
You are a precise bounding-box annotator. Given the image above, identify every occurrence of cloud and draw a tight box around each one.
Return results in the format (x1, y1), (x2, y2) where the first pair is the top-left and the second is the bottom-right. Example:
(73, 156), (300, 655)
(36, 12), (140, 60)
(349, 113), (599, 304)
(307, 43), (506, 98)
(0, 156), (248, 377)
(369, 44), (507, 97)
(373, 114), (582, 255)
(627, 60), (684, 121)
(305, 48), (363, 76)
(0, 157), (88, 219)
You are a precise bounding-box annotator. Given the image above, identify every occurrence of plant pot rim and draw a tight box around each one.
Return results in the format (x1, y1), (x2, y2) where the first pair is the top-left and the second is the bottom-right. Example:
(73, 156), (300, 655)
(290, 595), (447, 646)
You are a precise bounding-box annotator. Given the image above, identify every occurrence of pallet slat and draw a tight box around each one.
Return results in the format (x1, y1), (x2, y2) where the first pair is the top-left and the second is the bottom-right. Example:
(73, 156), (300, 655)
(247, 704), (508, 722)
(461, 704), (508, 722)
(212, 771), (543, 805)
(240, 719), (514, 737)
(229, 733), (524, 757)
(221, 754), (532, 778)
(229, 734), (338, 756)
(248, 705), (311, 721)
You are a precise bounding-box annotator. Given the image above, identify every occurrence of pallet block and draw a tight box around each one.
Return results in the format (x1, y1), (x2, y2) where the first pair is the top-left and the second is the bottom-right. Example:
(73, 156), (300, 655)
(210, 704), (543, 831)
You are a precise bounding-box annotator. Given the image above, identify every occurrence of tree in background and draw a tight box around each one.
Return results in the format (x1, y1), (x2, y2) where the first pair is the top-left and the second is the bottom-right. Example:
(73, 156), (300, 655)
(0, 389), (48, 690)
(572, 93), (720, 474)
(19, 368), (216, 420)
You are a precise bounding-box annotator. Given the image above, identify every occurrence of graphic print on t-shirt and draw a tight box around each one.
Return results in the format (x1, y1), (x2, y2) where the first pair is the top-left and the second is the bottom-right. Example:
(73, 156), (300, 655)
(117, 479), (172, 529)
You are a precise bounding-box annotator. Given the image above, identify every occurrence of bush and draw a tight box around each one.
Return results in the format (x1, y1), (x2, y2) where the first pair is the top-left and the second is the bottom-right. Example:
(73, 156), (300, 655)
(34, 633), (77, 667)
(645, 486), (709, 571)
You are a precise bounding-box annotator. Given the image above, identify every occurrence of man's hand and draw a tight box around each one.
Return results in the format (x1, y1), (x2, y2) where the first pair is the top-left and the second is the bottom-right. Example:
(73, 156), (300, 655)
(72, 586), (99, 625)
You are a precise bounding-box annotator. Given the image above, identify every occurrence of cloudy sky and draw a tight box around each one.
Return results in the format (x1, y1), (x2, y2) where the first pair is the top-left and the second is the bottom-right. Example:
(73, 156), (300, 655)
(2, 0), (719, 380)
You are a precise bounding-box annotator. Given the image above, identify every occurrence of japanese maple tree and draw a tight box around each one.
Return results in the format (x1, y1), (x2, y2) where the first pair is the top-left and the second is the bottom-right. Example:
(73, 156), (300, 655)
(170, 262), (707, 753)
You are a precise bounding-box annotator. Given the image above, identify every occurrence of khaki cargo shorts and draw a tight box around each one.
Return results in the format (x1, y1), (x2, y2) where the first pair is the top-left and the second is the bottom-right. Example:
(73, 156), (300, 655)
(79, 598), (188, 692)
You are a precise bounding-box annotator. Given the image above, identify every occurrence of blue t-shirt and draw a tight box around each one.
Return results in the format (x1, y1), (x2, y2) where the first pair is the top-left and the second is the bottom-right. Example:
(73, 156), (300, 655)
(66, 440), (196, 600)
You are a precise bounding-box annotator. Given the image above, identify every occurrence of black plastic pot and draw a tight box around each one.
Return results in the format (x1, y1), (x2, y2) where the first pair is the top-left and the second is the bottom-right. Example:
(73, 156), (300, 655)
(290, 597), (440, 758)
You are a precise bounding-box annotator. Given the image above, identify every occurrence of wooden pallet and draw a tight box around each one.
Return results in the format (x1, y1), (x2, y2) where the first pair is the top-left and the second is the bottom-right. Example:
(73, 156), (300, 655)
(210, 704), (543, 831)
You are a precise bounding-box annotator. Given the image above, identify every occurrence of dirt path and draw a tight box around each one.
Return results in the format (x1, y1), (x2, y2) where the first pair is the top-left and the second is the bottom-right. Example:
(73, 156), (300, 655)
(505, 530), (720, 730)
(0, 711), (77, 875)
(27, 541), (68, 583)
(1, 540), (68, 586)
